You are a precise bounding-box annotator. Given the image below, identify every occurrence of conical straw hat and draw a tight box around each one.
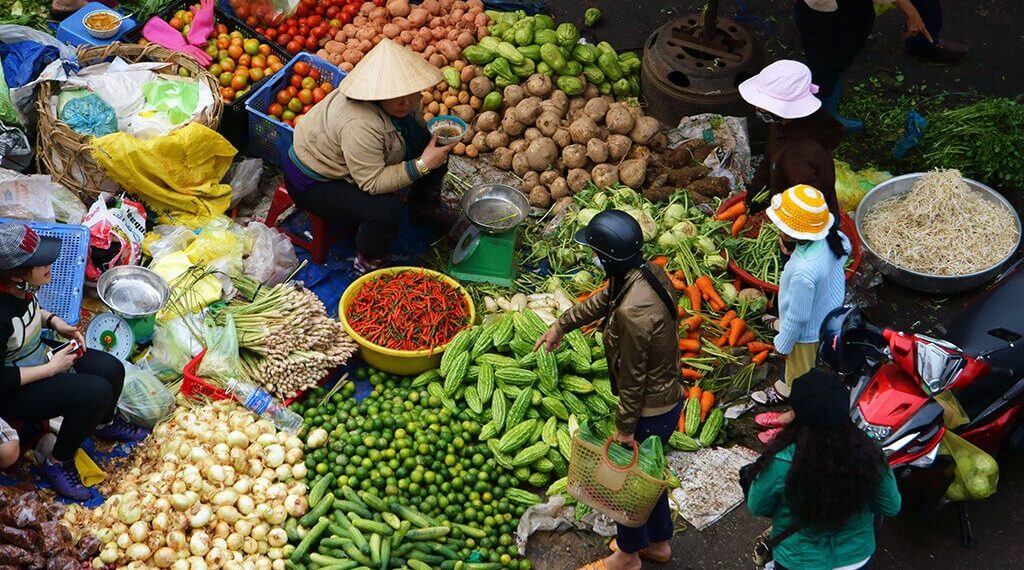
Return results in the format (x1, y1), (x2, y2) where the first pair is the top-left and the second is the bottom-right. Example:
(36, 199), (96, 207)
(336, 39), (444, 101)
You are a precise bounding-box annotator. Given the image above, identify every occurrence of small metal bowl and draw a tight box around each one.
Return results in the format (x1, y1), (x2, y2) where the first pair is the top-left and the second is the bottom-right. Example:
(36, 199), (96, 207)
(97, 266), (171, 318)
(461, 183), (530, 234)
(83, 10), (123, 39)
(855, 173), (1022, 294)
(427, 115), (467, 145)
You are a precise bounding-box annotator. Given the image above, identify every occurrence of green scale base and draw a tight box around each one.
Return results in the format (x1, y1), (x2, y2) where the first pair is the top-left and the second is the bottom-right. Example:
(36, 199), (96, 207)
(448, 230), (517, 287)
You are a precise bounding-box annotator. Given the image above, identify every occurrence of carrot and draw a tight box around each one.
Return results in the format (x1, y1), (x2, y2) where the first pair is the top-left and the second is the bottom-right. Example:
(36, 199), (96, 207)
(677, 305), (686, 319)
(728, 318), (747, 347)
(713, 332), (728, 347)
(686, 331), (700, 340)
(652, 255), (669, 267)
(686, 285), (702, 314)
(695, 276), (726, 311)
(731, 214), (748, 237)
(681, 315), (703, 332)
(670, 277), (688, 291)
(716, 201), (747, 221)
(678, 338), (701, 352)
(677, 408), (687, 432)
(700, 390), (715, 422)
(736, 330), (756, 347)
(747, 342), (775, 354)
(752, 350), (770, 365)
(717, 310), (737, 328)
(682, 350), (700, 358)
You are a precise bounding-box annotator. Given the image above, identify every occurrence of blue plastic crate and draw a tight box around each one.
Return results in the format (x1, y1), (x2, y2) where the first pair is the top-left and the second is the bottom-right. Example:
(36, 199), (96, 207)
(245, 53), (346, 166)
(0, 219), (89, 326)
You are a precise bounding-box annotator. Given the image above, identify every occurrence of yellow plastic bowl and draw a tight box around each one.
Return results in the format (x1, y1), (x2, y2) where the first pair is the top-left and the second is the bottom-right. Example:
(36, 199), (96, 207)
(339, 266), (476, 376)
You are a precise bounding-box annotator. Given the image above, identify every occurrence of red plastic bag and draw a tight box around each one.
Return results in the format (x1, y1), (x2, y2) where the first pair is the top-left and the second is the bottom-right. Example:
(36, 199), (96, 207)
(82, 193), (147, 282)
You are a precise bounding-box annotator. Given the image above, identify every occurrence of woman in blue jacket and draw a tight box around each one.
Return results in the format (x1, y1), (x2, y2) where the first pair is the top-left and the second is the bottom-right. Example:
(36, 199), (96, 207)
(746, 369), (901, 570)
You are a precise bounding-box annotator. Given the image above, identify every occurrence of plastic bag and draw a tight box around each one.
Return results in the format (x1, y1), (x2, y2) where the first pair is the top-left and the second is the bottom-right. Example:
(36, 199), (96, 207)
(184, 226), (243, 266)
(226, 158), (263, 207)
(0, 122), (31, 172)
(578, 420), (666, 479)
(0, 167), (55, 221)
(59, 92), (119, 137)
(0, 40), (59, 88)
(117, 365), (176, 428)
(197, 313), (240, 378)
(148, 314), (202, 379)
(152, 252), (222, 318)
(82, 193), (147, 282)
(228, 0), (302, 27)
(893, 110), (926, 160)
(940, 431), (999, 501)
(834, 159), (893, 212)
(667, 113), (752, 185)
(50, 183), (86, 224)
(142, 224), (196, 260)
(0, 25), (76, 60)
(0, 54), (19, 126)
(142, 79), (199, 125)
(243, 221), (298, 286)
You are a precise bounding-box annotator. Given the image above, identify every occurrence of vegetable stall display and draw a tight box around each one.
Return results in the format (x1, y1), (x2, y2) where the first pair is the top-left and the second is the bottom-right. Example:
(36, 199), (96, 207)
(66, 401), (309, 570)
(0, 487), (100, 569)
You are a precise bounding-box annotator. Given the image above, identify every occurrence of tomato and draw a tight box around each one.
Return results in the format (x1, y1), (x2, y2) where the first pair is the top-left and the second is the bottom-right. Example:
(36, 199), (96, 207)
(308, 68), (321, 81)
(208, 63), (223, 76)
(298, 25), (309, 36)
(329, 18), (341, 28)
(373, 0), (385, 5)
(282, 109), (296, 121)
(220, 58), (235, 72)
(287, 98), (304, 113)
(314, 5), (325, 16)
(290, 74), (303, 88)
(221, 87), (235, 101)
(238, 54), (251, 67)
(301, 76), (317, 90)
(326, 6), (339, 18)
(276, 90), (291, 105)
(286, 41), (302, 54)
(251, 54), (267, 69)
(215, 23), (228, 35)
(308, 15), (323, 26)
(263, 28), (277, 40)
(321, 82), (333, 93)
(234, 5), (249, 19)
(293, 61), (310, 76)
(278, 33), (291, 44)
(230, 75), (248, 91)
(311, 87), (326, 103)
(287, 85), (298, 97)
(305, 36), (318, 51)
(205, 44), (219, 57)
(243, 38), (260, 55)
(246, 16), (258, 27)
(227, 44), (243, 60)
(297, 89), (313, 104)
(218, 72), (233, 87)
(249, 68), (265, 83)
(169, 17), (184, 30)
(229, 31), (243, 40)
(216, 37), (230, 50)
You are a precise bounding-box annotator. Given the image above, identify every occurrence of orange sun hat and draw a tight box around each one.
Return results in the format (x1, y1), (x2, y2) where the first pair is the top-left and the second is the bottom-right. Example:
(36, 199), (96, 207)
(766, 184), (834, 241)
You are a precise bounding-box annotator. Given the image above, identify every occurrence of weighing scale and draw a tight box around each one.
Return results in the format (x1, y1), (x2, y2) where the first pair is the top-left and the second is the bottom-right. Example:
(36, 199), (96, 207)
(88, 266), (171, 359)
(448, 183), (530, 287)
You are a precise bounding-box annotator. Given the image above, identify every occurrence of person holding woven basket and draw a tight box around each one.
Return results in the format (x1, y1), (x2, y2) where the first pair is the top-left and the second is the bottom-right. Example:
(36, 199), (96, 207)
(536, 210), (684, 570)
(287, 39), (455, 274)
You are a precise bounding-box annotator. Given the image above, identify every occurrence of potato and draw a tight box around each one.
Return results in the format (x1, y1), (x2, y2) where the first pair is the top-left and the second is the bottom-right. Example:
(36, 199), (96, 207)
(524, 74), (552, 98)
(591, 164), (619, 187)
(618, 158), (647, 188)
(605, 104), (635, 135)
(549, 177), (570, 199)
(469, 76), (494, 99)
(460, 64), (476, 84)
(535, 110), (562, 137)
(452, 104), (474, 123)
(525, 138), (559, 171)
(568, 117), (600, 145)
(606, 134), (632, 161)
(583, 98), (610, 122)
(522, 171), (541, 191)
(552, 196), (575, 215)
(562, 144), (588, 169)
(461, 125), (476, 144)
(630, 116), (662, 145)
(567, 168), (591, 193)
(528, 186), (552, 208)
(552, 128), (572, 149)
(582, 83), (600, 100)
(474, 110), (500, 133)
(452, 142), (466, 155)
(512, 153), (531, 177)
(586, 139), (609, 164)
(649, 132), (669, 153)
(492, 147), (515, 170)
(539, 170), (560, 186)
(501, 113), (526, 137)
(568, 97), (587, 121)
(485, 130), (510, 150)
(503, 84), (526, 108)
(546, 90), (569, 118)
(514, 97), (543, 126)
(509, 139), (529, 154)
(465, 144), (479, 158)
(471, 131), (488, 152)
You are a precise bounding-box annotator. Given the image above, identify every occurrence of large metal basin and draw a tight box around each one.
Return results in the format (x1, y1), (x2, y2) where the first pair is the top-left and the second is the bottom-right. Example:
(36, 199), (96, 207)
(854, 173), (1021, 294)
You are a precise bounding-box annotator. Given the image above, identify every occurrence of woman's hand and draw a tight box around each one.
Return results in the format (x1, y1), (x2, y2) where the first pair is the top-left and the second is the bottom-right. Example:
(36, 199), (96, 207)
(47, 344), (78, 375)
(896, 0), (934, 43)
(51, 317), (86, 349)
(534, 324), (564, 352)
(419, 134), (456, 171)
(614, 431), (636, 447)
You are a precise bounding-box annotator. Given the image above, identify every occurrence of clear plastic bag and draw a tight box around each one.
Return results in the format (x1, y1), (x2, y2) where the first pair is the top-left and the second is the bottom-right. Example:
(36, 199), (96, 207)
(226, 158), (263, 207)
(243, 221), (297, 286)
(58, 92), (118, 137)
(142, 224), (196, 260)
(116, 365), (175, 428)
(148, 315), (202, 380)
(197, 313), (240, 378)
(940, 431), (999, 501)
(0, 168), (55, 221)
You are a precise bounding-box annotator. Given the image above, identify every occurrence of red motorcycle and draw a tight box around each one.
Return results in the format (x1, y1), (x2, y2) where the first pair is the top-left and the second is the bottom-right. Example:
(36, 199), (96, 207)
(818, 264), (1024, 544)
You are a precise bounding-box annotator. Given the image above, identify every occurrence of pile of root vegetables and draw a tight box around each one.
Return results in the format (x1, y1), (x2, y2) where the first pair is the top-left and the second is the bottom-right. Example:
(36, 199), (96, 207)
(643, 140), (735, 204)
(317, 0), (490, 71)
(0, 488), (99, 570)
(466, 73), (667, 207)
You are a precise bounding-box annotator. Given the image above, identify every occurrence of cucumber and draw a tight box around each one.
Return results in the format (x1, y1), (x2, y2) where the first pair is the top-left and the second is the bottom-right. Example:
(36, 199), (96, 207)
(351, 516), (395, 537)
(308, 475), (333, 507)
(391, 503), (436, 529)
(334, 499), (373, 520)
(359, 490), (389, 513)
(406, 526), (450, 541)
(300, 492), (335, 527)
(291, 518), (329, 563)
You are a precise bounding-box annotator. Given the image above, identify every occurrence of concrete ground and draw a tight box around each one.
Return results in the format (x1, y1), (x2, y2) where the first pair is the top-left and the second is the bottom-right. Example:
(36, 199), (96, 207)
(526, 1), (1024, 568)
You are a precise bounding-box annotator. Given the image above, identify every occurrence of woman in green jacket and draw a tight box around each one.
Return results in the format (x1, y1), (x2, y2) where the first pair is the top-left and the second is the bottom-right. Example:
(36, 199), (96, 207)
(746, 369), (901, 570)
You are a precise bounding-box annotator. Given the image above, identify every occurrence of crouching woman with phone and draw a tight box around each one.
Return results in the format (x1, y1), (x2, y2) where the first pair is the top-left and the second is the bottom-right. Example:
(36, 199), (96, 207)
(0, 223), (148, 500)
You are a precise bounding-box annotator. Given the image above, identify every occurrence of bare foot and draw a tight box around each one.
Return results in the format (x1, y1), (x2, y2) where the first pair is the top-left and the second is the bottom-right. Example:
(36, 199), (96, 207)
(778, 410), (795, 425)
(603, 550), (641, 570)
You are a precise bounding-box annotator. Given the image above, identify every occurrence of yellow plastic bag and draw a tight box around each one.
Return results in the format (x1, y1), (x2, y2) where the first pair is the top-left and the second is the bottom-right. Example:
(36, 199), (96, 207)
(834, 159), (893, 212)
(151, 251), (222, 318)
(91, 123), (236, 228)
(939, 431), (999, 501)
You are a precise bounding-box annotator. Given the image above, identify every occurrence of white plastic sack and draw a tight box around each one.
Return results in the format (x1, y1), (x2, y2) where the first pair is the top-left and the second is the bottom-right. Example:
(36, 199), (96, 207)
(226, 158), (263, 207)
(51, 183), (86, 224)
(0, 167), (55, 221)
(0, 24), (77, 59)
(117, 364), (176, 428)
(243, 222), (298, 286)
(515, 494), (617, 556)
(145, 224), (197, 261)
(667, 113), (752, 185)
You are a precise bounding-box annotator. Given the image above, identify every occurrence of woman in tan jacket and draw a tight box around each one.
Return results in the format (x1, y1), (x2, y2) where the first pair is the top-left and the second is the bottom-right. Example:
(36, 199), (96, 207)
(286, 39), (454, 273)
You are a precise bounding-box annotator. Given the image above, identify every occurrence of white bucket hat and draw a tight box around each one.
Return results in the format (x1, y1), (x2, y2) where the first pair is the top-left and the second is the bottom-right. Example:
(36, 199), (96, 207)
(336, 38), (444, 101)
(738, 60), (822, 120)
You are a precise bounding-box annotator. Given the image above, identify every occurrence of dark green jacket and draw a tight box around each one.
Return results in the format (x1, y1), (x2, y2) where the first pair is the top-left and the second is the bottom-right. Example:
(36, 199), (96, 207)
(747, 444), (901, 570)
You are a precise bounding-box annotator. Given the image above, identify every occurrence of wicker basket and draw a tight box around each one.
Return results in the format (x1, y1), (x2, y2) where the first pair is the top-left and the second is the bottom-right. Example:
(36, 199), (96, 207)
(567, 434), (669, 527)
(36, 42), (224, 200)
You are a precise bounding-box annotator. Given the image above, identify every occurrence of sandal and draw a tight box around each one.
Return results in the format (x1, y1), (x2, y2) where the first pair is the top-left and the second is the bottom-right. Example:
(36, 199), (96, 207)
(754, 412), (785, 429)
(751, 386), (787, 405)
(758, 427), (783, 445)
(576, 560), (607, 570)
(609, 539), (671, 564)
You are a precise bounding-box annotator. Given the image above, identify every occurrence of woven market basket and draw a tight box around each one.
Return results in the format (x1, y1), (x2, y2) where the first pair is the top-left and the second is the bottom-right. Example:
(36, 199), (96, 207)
(567, 434), (669, 527)
(36, 42), (223, 200)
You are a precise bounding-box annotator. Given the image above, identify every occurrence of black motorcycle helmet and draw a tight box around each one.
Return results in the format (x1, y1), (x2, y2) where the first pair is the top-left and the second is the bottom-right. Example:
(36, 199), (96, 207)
(818, 305), (886, 375)
(574, 210), (644, 275)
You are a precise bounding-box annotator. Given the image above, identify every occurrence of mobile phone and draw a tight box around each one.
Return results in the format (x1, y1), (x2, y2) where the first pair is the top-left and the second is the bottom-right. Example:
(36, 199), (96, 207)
(47, 340), (81, 360)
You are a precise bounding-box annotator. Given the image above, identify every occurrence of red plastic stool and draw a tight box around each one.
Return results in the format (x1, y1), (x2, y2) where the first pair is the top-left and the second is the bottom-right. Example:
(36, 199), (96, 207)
(265, 182), (339, 264)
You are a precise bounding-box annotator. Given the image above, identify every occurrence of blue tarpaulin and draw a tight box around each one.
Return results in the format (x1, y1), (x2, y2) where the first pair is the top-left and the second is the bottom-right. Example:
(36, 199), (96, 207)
(0, 41), (59, 88)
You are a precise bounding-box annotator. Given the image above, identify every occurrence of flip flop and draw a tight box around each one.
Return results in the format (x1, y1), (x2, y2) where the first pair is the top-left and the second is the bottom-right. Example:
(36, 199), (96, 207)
(576, 560), (607, 570)
(754, 412), (785, 428)
(758, 427), (783, 444)
(609, 539), (672, 564)
(751, 386), (787, 405)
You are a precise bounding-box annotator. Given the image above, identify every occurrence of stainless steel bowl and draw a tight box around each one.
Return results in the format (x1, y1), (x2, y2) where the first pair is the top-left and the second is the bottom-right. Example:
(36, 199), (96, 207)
(97, 266), (171, 318)
(461, 183), (530, 234)
(855, 173), (1021, 294)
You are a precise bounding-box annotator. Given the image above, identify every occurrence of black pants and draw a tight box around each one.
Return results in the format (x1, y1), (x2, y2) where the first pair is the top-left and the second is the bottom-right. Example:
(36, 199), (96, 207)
(0, 348), (124, 462)
(794, 0), (876, 98)
(287, 168), (446, 260)
(905, 0), (942, 49)
(776, 557), (873, 570)
(615, 399), (684, 553)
